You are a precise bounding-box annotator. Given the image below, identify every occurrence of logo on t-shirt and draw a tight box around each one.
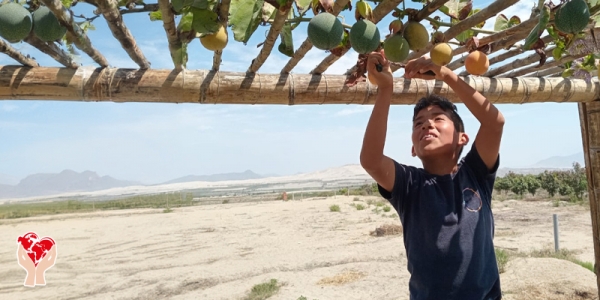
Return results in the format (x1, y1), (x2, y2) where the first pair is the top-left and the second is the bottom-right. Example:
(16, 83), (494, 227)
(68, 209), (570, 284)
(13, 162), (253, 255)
(462, 187), (482, 212)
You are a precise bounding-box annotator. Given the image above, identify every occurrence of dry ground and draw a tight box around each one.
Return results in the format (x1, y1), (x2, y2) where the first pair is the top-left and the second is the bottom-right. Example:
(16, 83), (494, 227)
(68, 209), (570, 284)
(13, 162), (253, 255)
(0, 195), (596, 300)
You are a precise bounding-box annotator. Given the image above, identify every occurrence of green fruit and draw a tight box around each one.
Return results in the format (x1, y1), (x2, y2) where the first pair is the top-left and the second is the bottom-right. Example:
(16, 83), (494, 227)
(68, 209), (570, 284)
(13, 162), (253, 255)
(554, 0), (590, 34)
(349, 19), (380, 54)
(0, 3), (32, 43)
(32, 6), (67, 42)
(383, 34), (409, 62)
(403, 21), (429, 51)
(307, 12), (344, 50)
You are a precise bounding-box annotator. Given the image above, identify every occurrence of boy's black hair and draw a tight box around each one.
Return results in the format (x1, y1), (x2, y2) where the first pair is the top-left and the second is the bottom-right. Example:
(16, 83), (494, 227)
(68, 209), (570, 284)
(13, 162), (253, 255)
(412, 94), (466, 157)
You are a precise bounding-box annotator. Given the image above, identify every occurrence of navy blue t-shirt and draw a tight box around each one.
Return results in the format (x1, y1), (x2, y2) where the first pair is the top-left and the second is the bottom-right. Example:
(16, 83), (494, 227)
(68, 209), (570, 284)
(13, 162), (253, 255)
(378, 144), (501, 300)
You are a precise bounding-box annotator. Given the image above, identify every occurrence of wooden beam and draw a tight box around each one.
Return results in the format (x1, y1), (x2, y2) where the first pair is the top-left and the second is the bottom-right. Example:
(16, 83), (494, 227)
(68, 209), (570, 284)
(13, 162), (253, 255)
(280, 0), (350, 74)
(0, 65), (598, 105)
(23, 33), (79, 69)
(0, 40), (39, 67)
(578, 101), (600, 298)
(504, 52), (588, 78)
(247, 1), (293, 73)
(521, 66), (563, 77)
(39, 0), (109, 68)
(158, 0), (183, 71)
(484, 47), (555, 77)
(454, 35), (554, 76)
(95, 0), (151, 69)
(447, 15), (541, 71)
(211, 0), (231, 72)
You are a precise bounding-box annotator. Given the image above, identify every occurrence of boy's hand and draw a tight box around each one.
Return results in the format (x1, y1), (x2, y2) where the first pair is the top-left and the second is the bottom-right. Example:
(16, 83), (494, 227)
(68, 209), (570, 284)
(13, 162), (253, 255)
(403, 56), (452, 81)
(366, 51), (393, 90)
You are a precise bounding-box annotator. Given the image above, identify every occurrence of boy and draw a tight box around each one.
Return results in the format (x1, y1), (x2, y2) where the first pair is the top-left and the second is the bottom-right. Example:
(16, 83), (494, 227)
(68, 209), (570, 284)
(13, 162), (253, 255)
(360, 51), (505, 300)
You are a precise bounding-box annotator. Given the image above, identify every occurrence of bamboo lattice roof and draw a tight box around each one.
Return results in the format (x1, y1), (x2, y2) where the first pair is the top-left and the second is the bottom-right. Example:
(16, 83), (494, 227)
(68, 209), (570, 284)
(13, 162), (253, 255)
(1, 0), (600, 105)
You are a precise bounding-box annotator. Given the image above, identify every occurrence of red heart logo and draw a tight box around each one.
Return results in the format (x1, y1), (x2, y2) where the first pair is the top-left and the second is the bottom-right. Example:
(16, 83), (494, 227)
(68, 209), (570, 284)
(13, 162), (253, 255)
(17, 232), (55, 266)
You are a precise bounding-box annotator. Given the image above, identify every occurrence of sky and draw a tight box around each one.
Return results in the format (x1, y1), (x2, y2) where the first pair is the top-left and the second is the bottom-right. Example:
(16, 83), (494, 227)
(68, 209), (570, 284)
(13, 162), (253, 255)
(0, 0), (587, 185)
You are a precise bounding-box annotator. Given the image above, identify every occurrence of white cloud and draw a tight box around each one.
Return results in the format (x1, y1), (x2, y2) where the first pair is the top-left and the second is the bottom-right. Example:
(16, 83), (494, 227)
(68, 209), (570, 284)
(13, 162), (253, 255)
(335, 105), (372, 116)
(1, 104), (18, 112)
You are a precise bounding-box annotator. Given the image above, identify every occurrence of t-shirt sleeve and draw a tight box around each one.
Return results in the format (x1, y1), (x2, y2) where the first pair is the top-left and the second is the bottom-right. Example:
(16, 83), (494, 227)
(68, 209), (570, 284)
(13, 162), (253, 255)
(462, 143), (500, 193)
(377, 160), (414, 213)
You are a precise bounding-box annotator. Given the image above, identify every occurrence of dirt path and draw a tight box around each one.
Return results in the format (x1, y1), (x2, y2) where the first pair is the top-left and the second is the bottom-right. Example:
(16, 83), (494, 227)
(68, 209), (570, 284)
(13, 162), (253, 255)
(0, 195), (596, 299)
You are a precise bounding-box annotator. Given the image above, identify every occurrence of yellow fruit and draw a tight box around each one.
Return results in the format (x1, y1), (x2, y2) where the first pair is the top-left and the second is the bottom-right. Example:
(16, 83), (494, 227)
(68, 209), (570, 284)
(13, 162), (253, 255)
(200, 25), (228, 51)
(430, 42), (453, 66)
(403, 21), (429, 51)
(464, 50), (489, 75)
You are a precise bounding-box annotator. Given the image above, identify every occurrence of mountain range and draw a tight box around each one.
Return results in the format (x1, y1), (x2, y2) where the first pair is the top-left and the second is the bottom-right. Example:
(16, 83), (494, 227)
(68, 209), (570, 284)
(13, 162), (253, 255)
(0, 152), (585, 199)
(0, 170), (141, 199)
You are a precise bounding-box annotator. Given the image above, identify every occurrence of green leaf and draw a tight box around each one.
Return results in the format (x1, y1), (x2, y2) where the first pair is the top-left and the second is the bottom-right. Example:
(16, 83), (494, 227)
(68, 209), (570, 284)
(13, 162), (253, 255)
(524, 4), (550, 50)
(190, 0), (218, 10)
(149, 11), (162, 21)
(171, 0), (186, 13)
(294, 0), (312, 13)
(439, 0), (472, 20)
(509, 16), (521, 27)
(262, 2), (277, 22)
(61, 0), (74, 8)
(177, 11), (194, 32)
(229, 0), (265, 44)
(494, 14), (521, 31)
(278, 22), (294, 57)
(471, 9), (484, 28)
(494, 14), (509, 31)
(191, 8), (220, 34)
(453, 8), (481, 43)
(454, 23), (474, 43)
(172, 43), (189, 69)
(552, 46), (564, 61)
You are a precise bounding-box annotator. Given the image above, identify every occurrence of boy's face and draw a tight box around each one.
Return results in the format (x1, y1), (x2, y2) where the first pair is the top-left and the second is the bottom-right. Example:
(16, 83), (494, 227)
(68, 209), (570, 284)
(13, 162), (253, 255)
(410, 105), (468, 159)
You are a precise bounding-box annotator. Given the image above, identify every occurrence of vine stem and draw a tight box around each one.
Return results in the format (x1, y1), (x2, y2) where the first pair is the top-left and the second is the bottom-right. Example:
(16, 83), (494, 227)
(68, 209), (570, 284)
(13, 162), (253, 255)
(268, 18), (353, 29)
(425, 17), (498, 35)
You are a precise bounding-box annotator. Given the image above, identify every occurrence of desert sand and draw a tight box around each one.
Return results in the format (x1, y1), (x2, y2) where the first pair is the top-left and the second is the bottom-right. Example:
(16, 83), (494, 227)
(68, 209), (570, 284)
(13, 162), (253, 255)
(0, 195), (597, 300)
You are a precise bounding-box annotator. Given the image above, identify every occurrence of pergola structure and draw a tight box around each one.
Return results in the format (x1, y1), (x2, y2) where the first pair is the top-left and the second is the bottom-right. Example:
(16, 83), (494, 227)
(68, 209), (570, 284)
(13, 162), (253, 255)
(1, 0), (600, 294)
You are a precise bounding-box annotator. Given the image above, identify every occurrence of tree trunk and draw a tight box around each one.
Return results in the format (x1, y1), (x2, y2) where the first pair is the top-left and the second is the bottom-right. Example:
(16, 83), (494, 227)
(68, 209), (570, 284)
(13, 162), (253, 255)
(578, 101), (600, 298)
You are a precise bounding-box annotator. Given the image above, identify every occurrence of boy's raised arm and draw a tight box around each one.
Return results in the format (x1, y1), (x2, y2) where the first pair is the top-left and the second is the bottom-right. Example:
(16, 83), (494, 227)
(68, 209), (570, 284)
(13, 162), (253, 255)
(445, 71), (504, 171)
(359, 52), (396, 192)
(404, 57), (505, 172)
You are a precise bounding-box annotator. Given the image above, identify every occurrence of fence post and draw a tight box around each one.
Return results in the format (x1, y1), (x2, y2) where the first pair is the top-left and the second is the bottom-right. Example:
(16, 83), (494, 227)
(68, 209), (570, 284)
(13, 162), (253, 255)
(553, 214), (560, 252)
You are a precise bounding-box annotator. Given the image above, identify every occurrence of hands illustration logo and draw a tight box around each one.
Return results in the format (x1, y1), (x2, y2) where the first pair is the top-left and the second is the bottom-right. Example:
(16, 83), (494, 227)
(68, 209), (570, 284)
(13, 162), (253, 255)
(16, 232), (57, 287)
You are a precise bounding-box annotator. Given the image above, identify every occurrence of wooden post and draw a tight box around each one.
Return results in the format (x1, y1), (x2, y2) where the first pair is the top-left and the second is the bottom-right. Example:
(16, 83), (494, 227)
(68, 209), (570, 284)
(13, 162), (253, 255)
(578, 101), (600, 296)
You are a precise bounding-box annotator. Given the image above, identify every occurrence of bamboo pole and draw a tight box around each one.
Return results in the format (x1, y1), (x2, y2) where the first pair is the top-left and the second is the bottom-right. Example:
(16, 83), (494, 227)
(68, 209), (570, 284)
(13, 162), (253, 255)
(23, 33), (78, 69)
(578, 101), (600, 298)
(212, 0), (231, 71)
(447, 15), (540, 68)
(522, 66), (563, 77)
(247, 1), (293, 73)
(0, 40), (39, 67)
(280, 0), (350, 74)
(39, 0), (109, 68)
(311, 0), (403, 75)
(95, 0), (151, 69)
(484, 47), (555, 77)
(158, 0), (183, 71)
(455, 35), (555, 75)
(387, 0), (520, 73)
(415, 0), (451, 22)
(0, 65), (598, 105)
(503, 52), (588, 78)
